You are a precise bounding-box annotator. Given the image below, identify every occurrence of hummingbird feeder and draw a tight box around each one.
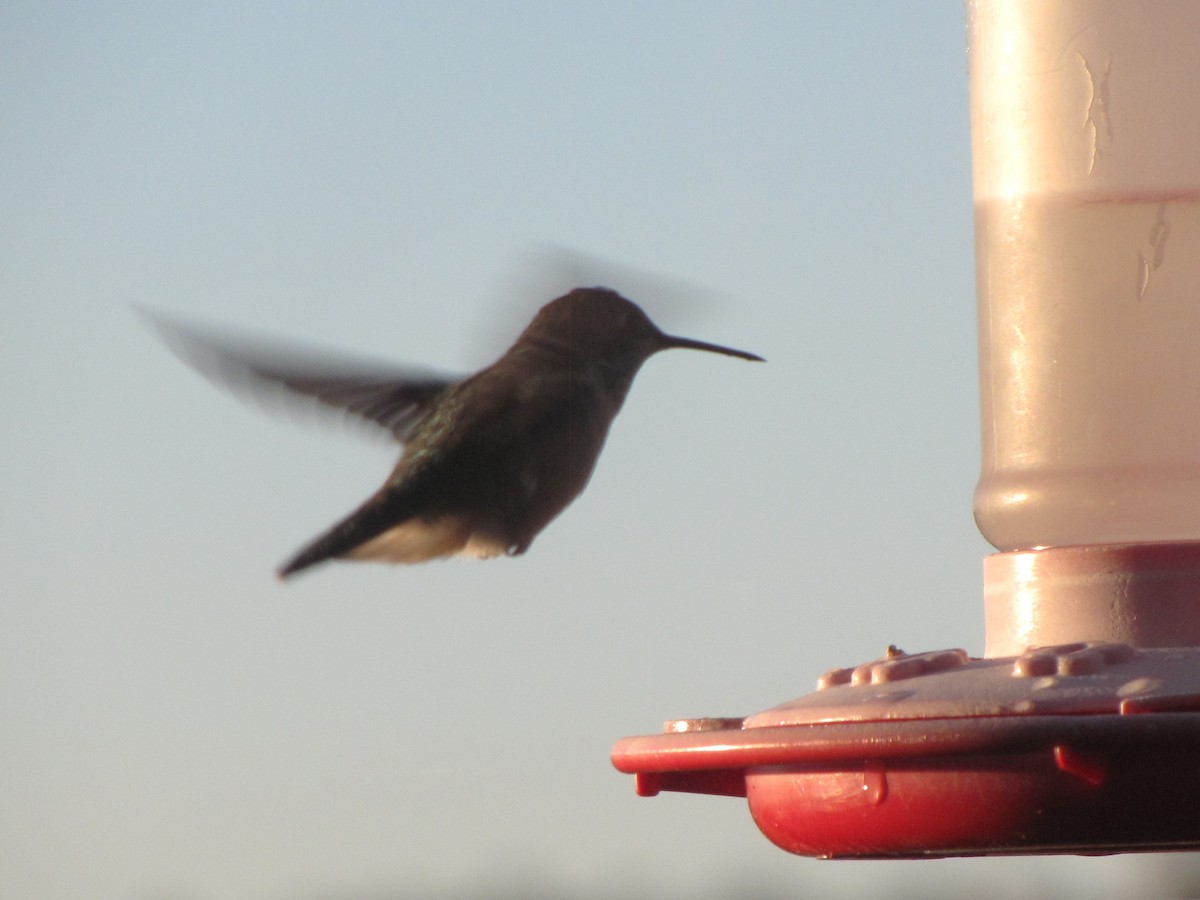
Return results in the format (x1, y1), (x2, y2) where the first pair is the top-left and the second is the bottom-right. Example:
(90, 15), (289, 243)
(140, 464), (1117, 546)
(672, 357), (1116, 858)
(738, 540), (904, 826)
(611, 0), (1200, 857)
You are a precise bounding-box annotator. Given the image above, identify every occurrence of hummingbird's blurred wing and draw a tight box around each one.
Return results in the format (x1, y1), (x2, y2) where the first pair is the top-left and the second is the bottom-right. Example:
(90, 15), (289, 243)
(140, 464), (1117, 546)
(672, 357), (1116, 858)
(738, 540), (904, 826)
(142, 310), (461, 443)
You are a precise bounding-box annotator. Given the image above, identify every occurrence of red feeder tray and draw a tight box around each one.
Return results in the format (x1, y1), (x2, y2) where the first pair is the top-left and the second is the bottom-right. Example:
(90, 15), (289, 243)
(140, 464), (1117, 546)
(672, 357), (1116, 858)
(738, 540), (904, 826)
(611, 644), (1200, 858)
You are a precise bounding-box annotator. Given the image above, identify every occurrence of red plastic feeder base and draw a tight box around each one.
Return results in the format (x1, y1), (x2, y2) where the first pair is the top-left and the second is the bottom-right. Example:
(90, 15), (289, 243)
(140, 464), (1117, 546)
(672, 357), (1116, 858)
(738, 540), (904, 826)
(612, 645), (1200, 857)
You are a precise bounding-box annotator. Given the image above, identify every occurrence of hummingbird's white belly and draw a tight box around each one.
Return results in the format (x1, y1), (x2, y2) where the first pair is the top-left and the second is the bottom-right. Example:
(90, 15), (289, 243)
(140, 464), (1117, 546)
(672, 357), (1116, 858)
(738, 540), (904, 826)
(345, 517), (507, 563)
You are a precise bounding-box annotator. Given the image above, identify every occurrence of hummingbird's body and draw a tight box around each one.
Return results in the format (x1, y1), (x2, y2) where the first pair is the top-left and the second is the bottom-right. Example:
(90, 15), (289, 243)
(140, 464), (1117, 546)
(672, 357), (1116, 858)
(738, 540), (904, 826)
(288, 334), (624, 571)
(150, 288), (762, 578)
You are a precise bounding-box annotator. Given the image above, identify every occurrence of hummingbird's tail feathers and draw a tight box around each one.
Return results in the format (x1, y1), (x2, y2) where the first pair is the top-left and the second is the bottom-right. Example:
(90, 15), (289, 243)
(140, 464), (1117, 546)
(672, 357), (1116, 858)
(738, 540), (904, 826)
(276, 490), (499, 578)
(276, 489), (420, 578)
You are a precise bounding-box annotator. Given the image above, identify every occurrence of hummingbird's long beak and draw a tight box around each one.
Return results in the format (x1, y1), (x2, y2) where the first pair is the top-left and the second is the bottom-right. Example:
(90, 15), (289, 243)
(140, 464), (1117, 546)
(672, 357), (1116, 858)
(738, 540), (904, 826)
(659, 333), (765, 362)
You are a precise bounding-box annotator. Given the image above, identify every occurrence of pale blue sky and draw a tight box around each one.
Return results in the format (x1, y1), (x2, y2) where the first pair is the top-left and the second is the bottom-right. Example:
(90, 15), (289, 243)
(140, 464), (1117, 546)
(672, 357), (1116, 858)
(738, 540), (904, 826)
(1, 3), (1187, 898)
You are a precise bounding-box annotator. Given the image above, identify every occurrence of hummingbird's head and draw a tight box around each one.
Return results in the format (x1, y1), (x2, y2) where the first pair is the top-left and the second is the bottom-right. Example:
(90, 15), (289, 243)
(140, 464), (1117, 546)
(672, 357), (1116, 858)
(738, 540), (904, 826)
(524, 287), (764, 367)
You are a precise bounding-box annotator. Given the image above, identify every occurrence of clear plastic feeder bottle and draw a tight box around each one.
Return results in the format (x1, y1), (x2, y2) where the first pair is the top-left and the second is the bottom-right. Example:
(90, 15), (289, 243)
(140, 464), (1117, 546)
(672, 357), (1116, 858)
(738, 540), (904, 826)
(971, 0), (1200, 552)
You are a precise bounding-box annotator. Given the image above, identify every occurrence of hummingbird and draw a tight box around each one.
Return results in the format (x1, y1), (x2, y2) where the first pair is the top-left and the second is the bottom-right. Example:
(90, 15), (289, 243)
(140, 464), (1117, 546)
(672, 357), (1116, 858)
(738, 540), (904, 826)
(148, 287), (763, 578)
